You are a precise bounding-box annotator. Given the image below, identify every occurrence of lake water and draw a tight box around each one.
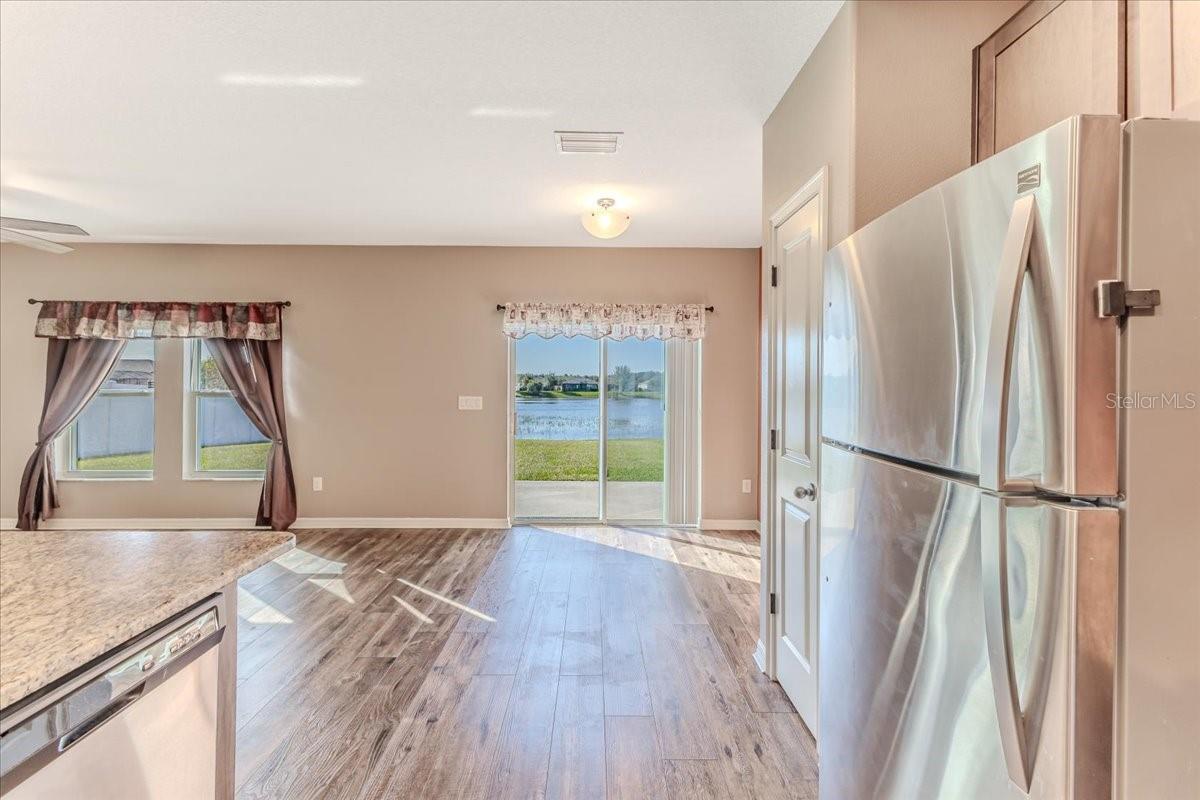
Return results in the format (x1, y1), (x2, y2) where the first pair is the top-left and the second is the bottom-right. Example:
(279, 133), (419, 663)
(516, 397), (663, 440)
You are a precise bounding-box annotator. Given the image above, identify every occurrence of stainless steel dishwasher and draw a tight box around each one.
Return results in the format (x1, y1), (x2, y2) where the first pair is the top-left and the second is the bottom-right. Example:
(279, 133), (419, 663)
(0, 597), (224, 799)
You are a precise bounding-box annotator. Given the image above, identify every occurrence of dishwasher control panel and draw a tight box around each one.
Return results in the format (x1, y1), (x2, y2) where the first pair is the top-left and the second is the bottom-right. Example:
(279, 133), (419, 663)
(110, 609), (219, 694)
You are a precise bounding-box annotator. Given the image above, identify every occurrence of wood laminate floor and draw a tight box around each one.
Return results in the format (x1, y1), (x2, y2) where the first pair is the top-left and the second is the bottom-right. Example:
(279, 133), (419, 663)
(234, 526), (818, 799)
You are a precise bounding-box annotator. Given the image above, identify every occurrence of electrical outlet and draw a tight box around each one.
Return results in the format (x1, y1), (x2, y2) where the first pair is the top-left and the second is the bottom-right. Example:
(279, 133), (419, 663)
(458, 395), (483, 411)
(742, 479), (753, 494)
(313, 477), (324, 492)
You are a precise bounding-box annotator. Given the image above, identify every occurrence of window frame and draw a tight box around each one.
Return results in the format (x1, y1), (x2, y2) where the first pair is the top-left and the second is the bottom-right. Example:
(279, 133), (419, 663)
(56, 342), (156, 482)
(183, 339), (267, 481)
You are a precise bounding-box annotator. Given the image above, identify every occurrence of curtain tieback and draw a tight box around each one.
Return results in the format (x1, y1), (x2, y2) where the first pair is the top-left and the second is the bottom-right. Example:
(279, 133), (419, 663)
(273, 439), (284, 445)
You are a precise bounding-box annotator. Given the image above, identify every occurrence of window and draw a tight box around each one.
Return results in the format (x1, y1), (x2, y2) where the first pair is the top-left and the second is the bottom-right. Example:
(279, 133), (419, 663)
(59, 339), (156, 479)
(184, 339), (270, 479)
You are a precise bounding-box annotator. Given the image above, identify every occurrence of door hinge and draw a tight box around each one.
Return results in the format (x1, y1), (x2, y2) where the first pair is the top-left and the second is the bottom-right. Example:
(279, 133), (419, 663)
(769, 593), (777, 615)
(769, 429), (778, 450)
(770, 265), (778, 287)
(1097, 279), (1160, 321)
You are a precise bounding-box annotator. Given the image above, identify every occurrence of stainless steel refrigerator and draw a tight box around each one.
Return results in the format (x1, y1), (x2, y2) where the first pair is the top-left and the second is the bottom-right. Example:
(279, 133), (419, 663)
(818, 115), (1199, 799)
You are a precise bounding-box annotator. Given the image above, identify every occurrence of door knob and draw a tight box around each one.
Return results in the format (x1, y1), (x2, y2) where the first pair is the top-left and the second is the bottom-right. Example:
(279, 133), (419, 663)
(794, 483), (818, 501)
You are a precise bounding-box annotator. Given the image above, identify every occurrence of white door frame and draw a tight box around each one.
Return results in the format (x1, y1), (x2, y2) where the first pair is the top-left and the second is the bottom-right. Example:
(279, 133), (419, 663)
(759, 167), (828, 685)
(507, 337), (516, 524)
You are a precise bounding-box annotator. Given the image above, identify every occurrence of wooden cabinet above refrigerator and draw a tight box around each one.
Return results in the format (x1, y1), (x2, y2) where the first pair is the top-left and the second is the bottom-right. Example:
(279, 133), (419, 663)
(972, 0), (1199, 162)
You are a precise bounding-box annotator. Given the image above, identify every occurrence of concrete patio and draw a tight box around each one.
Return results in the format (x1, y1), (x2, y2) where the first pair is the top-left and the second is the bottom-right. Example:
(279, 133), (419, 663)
(515, 480), (663, 520)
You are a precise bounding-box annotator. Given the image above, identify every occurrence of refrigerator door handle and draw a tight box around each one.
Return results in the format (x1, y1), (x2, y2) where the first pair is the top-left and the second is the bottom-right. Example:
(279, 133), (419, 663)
(981, 194), (1038, 493)
(981, 493), (1034, 791)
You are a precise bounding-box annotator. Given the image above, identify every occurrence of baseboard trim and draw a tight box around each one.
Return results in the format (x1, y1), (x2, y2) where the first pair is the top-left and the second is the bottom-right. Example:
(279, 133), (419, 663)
(753, 639), (768, 674)
(292, 517), (511, 530)
(0, 517), (512, 531)
(699, 518), (760, 532)
(0, 517), (260, 531)
(3, 516), (747, 532)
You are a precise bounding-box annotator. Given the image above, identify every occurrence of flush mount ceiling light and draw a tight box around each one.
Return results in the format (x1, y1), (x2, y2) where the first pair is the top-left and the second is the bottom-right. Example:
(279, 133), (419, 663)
(581, 198), (631, 239)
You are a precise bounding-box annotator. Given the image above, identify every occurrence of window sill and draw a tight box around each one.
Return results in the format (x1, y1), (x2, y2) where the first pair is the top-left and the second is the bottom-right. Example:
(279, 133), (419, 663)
(56, 474), (155, 483)
(183, 474), (265, 482)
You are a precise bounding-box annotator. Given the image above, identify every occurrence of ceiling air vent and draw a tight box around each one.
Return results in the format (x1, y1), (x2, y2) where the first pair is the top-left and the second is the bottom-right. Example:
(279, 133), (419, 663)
(554, 130), (622, 154)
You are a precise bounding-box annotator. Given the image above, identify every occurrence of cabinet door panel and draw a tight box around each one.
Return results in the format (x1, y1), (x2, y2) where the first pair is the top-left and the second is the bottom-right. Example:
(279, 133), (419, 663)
(1176, 2), (1200, 112)
(973, 0), (1125, 161)
(1128, 0), (1200, 118)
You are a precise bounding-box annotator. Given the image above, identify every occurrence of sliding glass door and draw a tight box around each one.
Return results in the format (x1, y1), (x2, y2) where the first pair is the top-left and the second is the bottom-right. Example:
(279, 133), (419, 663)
(513, 336), (603, 520)
(605, 338), (665, 520)
(512, 336), (674, 522)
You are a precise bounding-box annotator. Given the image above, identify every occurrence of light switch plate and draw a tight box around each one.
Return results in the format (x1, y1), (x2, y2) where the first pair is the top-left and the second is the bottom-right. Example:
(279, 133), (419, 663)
(313, 477), (324, 492)
(458, 395), (484, 411)
(742, 479), (752, 494)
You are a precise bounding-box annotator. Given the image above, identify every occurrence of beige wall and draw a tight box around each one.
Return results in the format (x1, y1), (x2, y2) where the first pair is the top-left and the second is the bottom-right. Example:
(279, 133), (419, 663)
(764, 1), (1025, 246)
(853, 0), (1026, 228)
(762, 2), (857, 246)
(0, 244), (760, 523)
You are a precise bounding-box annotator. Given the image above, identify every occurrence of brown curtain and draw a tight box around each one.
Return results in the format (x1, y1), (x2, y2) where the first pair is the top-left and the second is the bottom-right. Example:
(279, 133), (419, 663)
(205, 335), (297, 530)
(17, 338), (128, 529)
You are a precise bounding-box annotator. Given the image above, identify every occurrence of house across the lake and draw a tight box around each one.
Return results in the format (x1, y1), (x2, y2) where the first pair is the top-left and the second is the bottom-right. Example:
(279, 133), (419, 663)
(558, 378), (598, 392)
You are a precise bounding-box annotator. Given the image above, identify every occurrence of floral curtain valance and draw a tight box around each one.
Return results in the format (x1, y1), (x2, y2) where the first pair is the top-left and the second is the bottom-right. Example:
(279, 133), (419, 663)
(502, 303), (706, 341)
(34, 301), (283, 340)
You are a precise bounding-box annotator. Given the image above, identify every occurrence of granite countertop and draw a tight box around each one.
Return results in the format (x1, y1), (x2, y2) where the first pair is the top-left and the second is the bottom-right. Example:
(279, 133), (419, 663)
(0, 528), (294, 710)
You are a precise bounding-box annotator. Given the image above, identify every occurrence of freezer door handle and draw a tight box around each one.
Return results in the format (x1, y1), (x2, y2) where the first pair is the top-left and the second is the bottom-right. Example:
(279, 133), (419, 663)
(981, 195), (1038, 493)
(981, 493), (1034, 791)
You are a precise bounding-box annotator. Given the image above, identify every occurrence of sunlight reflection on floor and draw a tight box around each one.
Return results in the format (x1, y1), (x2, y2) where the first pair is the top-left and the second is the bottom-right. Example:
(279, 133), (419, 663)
(524, 525), (761, 585)
(392, 594), (435, 624)
(308, 577), (355, 603)
(274, 547), (347, 575)
(394, 577), (496, 622)
(237, 585), (294, 624)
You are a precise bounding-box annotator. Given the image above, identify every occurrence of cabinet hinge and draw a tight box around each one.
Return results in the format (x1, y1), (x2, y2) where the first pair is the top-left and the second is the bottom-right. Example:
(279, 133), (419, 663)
(769, 429), (778, 450)
(769, 593), (777, 615)
(770, 265), (778, 287)
(1097, 279), (1160, 321)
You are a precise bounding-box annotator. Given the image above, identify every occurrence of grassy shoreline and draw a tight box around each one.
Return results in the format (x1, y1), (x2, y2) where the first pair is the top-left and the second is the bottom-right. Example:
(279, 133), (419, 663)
(515, 438), (662, 481)
(80, 439), (660, 482)
(515, 390), (661, 400)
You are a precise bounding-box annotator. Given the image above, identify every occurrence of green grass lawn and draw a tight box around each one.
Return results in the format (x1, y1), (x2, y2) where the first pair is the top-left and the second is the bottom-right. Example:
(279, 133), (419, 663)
(74, 451), (154, 471)
(76, 442), (271, 472)
(200, 442), (272, 471)
(515, 438), (663, 481)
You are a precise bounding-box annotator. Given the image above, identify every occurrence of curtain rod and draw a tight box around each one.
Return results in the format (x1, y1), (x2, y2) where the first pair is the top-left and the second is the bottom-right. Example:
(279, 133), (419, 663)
(28, 298), (292, 307)
(495, 303), (714, 312)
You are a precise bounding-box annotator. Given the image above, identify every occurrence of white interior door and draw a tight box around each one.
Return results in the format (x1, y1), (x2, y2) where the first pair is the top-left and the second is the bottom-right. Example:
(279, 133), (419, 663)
(770, 187), (823, 732)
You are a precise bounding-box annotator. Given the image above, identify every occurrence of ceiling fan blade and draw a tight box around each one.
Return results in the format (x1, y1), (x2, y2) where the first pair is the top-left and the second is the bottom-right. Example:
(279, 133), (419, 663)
(0, 216), (89, 236)
(0, 228), (74, 254)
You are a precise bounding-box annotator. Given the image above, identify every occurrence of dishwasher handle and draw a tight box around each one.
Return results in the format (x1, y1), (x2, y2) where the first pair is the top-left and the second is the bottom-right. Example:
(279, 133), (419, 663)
(0, 606), (223, 797)
(56, 683), (146, 754)
(54, 626), (223, 757)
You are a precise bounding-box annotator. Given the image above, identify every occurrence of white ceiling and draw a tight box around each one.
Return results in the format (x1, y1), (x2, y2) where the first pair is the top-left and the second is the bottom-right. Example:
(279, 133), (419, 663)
(0, 1), (841, 247)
